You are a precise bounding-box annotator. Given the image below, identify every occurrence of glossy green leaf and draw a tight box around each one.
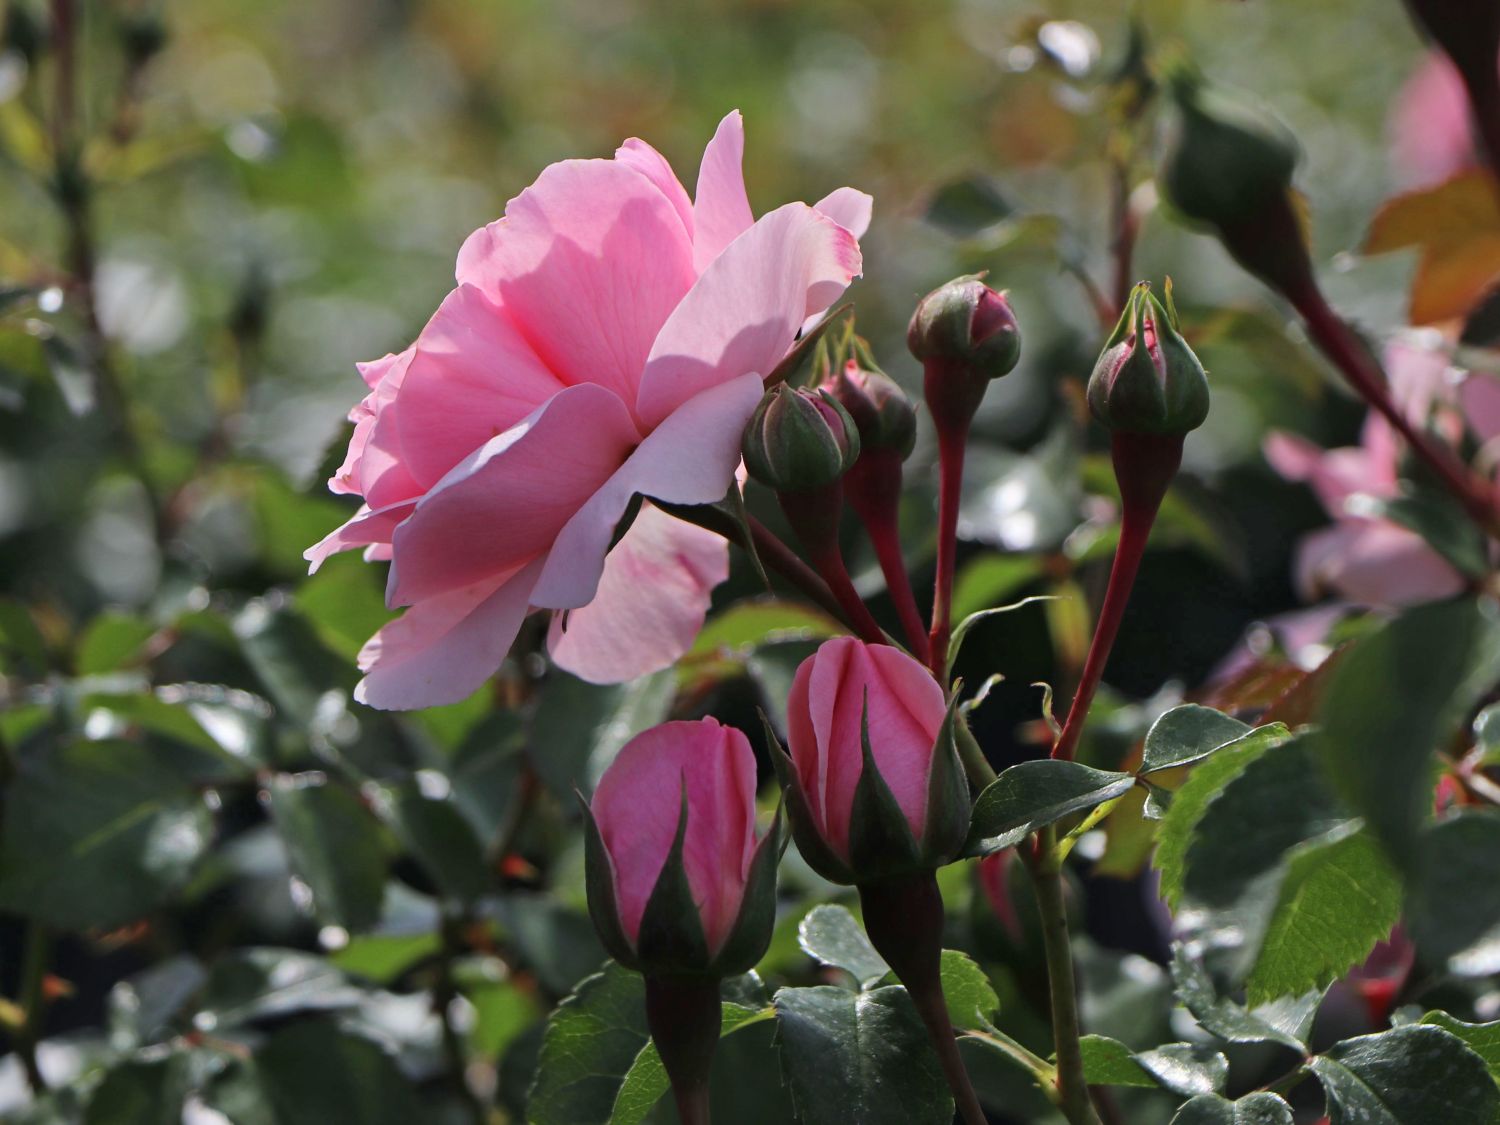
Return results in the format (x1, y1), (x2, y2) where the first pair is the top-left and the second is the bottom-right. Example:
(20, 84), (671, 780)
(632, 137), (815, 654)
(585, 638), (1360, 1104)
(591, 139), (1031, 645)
(1078, 1035), (1157, 1088)
(527, 963), (649, 1125)
(1419, 1012), (1500, 1084)
(773, 985), (953, 1125)
(529, 669), (676, 799)
(1171, 946), (1315, 1051)
(1135, 1042), (1229, 1097)
(255, 1021), (422, 1125)
(75, 612), (157, 674)
(1140, 705), (1251, 774)
(1246, 825), (1400, 1005)
(938, 949), (1000, 1031)
(377, 783), (489, 905)
(83, 1057), (185, 1125)
(267, 778), (387, 932)
(797, 903), (890, 986)
(1310, 1025), (1500, 1124)
(1170, 1092), (1293, 1125)
(947, 595), (1054, 670)
(610, 1002), (773, 1125)
(966, 760), (1135, 855)
(0, 739), (212, 929)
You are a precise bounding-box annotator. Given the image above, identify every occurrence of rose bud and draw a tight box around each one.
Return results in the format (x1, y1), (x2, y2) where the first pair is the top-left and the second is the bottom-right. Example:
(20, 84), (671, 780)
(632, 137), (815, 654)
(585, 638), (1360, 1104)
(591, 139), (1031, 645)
(768, 637), (967, 884)
(581, 718), (781, 978)
(907, 275), (1021, 434)
(1087, 280), (1209, 438)
(741, 384), (861, 493)
(769, 637), (986, 1121)
(1158, 64), (1310, 297)
(825, 357), (918, 461)
(582, 718), (783, 1122)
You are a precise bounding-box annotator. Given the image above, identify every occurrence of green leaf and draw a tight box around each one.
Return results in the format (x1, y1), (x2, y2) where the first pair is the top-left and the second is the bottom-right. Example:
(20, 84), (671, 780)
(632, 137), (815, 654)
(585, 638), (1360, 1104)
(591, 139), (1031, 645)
(947, 595), (1054, 670)
(267, 778), (387, 932)
(75, 612), (157, 674)
(773, 985), (953, 1125)
(1135, 1043), (1229, 1097)
(1473, 703), (1500, 767)
(1170, 1093), (1293, 1125)
(255, 1021), (422, 1125)
(376, 783), (489, 905)
(0, 598), (50, 677)
(1246, 825), (1400, 1005)
(1078, 1035), (1157, 1088)
(1407, 810), (1500, 976)
(687, 600), (842, 657)
(234, 600), (355, 724)
(1316, 598), (1500, 860)
(966, 760), (1135, 855)
(84, 1057), (185, 1125)
(1155, 724), (1290, 907)
(951, 555), (1046, 623)
(330, 932), (440, 984)
(1140, 705), (1252, 774)
(527, 963), (649, 1125)
(1419, 1012), (1500, 1083)
(938, 949), (1000, 1031)
(200, 948), (362, 1026)
(1180, 732), (1345, 912)
(797, 903), (890, 986)
(609, 1002), (773, 1125)
(1171, 946), (1315, 1051)
(0, 739), (212, 929)
(924, 175), (1015, 238)
(1310, 1025), (1500, 1124)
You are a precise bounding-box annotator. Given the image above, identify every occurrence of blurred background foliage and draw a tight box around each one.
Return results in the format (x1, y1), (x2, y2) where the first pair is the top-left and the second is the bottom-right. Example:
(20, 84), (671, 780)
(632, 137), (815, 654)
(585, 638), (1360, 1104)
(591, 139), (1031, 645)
(0, 0), (1459, 1122)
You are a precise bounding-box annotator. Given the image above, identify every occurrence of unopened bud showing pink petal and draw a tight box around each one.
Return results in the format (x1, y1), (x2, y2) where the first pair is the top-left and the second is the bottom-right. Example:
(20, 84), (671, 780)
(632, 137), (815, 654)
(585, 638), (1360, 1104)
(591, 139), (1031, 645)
(825, 358), (917, 460)
(583, 718), (780, 977)
(772, 637), (968, 884)
(1087, 281), (1209, 437)
(908, 276), (1021, 433)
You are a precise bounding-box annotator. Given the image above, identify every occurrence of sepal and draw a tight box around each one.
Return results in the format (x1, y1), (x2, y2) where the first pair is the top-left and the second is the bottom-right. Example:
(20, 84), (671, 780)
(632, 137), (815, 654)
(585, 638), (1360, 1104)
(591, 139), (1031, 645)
(764, 712), (856, 885)
(634, 778), (713, 976)
(579, 793), (639, 970)
(846, 693), (924, 881)
(709, 804), (785, 976)
(920, 698), (971, 866)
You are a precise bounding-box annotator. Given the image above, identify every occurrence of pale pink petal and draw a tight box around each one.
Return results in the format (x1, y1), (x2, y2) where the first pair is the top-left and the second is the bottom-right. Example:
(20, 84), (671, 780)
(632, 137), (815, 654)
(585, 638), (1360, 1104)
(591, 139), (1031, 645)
(635, 204), (862, 428)
(330, 347), (422, 508)
(355, 558), (543, 710)
(305, 501), (415, 573)
(692, 111), (755, 273)
(591, 719), (758, 954)
(547, 505), (728, 683)
(467, 159), (697, 406)
(786, 653), (828, 837)
(1265, 432), (1386, 514)
(805, 638), (858, 858)
(616, 137), (694, 242)
(1389, 51), (1480, 190)
(387, 383), (639, 607)
(530, 372), (764, 610)
(357, 350), (405, 391)
(1461, 373), (1500, 447)
(813, 187), (874, 239)
(1295, 520), (1464, 607)
(392, 285), (565, 488)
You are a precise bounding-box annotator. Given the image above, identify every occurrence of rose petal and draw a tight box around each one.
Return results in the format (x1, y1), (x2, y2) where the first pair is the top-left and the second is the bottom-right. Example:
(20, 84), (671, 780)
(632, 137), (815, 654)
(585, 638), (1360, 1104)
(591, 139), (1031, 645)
(616, 137), (694, 242)
(813, 186), (874, 239)
(547, 505), (728, 683)
(692, 110), (755, 273)
(355, 558), (543, 710)
(305, 501), (415, 574)
(387, 383), (639, 606)
(635, 203), (861, 429)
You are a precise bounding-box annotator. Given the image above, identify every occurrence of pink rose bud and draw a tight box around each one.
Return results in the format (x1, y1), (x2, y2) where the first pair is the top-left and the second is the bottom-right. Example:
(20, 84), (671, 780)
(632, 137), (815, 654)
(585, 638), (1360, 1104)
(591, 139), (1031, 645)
(1087, 281), (1209, 438)
(824, 357), (917, 460)
(582, 719), (781, 977)
(741, 384), (861, 493)
(908, 276), (1021, 434)
(771, 637), (968, 884)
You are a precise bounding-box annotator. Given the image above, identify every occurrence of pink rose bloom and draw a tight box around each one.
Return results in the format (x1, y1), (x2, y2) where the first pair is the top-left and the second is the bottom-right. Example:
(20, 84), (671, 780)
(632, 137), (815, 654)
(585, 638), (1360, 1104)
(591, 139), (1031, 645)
(786, 637), (948, 860)
(1389, 49), (1500, 190)
(308, 112), (871, 708)
(1264, 342), (1476, 608)
(590, 718), (762, 956)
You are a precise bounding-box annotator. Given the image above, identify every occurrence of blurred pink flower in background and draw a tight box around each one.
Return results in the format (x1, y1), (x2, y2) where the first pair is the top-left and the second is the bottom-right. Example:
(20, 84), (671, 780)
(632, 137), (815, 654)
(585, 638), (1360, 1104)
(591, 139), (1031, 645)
(1265, 341), (1500, 609)
(590, 719), (762, 955)
(785, 637), (948, 861)
(1388, 48), (1500, 189)
(308, 111), (871, 708)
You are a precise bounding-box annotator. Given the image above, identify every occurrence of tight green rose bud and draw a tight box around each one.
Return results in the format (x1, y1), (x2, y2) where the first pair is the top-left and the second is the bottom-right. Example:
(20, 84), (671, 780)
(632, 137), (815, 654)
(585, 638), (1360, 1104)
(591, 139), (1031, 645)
(825, 358), (917, 459)
(908, 277), (1021, 431)
(1088, 281), (1209, 437)
(742, 385), (860, 493)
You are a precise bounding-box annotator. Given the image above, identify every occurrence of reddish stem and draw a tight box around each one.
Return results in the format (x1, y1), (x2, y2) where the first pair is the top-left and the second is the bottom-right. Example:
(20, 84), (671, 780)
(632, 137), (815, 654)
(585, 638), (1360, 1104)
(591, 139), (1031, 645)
(777, 487), (888, 646)
(929, 421), (969, 678)
(1052, 434), (1181, 763)
(846, 452), (931, 664)
(644, 976), (721, 1125)
(1286, 282), (1500, 537)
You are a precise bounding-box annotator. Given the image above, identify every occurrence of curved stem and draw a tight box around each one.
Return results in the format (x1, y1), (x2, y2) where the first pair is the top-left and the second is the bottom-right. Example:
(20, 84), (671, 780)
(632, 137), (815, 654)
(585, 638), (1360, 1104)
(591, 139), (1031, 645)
(1287, 282), (1500, 539)
(860, 875), (987, 1125)
(847, 454), (931, 663)
(929, 422), (969, 679)
(1052, 435), (1179, 762)
(777, 488), (888, 646)
(742, 514), (846, 623)
(1028, 828), (1101, 1125)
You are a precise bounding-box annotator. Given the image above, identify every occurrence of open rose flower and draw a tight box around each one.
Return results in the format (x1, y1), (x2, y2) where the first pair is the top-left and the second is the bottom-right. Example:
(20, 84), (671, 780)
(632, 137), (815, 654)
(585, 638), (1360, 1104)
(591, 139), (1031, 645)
(307, 112), (870, 708)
